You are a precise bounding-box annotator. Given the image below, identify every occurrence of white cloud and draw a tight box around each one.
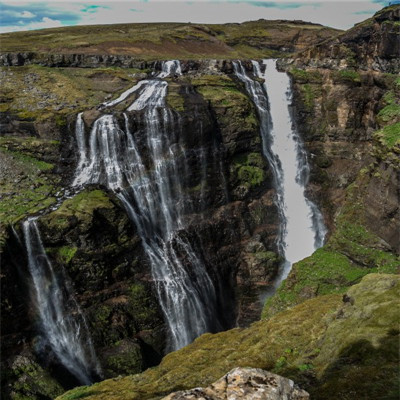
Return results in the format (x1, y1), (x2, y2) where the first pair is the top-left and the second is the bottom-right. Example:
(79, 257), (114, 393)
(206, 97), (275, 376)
(0, 1), (385, 33)
(1, 16), (63, 32)
(73, 1), (382, 29)
(20, 10), (36, 18)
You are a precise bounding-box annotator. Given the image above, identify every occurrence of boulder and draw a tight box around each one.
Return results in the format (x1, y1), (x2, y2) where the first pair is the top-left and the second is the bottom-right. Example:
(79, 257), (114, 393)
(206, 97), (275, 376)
(162, 367), (309, 400)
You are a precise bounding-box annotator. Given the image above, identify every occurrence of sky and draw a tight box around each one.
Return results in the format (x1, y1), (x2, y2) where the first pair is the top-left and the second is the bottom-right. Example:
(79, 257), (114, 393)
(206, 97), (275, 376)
(0, 0), (397, 33)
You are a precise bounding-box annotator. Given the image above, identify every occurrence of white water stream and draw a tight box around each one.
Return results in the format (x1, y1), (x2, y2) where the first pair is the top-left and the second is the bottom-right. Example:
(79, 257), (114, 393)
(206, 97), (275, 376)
(233, 59), (326, 288)
(21, 58), (327, 380)
(22, 218), (101, 385)
(73, 60), (220, 350)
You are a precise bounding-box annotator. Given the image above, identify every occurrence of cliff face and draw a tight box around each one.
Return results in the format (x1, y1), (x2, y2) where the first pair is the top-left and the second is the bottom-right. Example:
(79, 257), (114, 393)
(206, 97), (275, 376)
(261, 5), (399, 320)
(1, 62), (282, 399)
(288, 5), (400, 73)
(1, 6), (399, 400)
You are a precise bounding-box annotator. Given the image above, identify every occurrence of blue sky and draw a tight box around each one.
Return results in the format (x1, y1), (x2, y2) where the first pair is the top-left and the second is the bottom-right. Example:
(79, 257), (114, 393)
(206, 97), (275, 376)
(0, 0), (397, 33)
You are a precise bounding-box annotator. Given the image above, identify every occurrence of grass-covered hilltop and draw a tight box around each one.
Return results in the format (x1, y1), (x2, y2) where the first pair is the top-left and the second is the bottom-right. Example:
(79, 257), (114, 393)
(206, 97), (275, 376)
(1, 4), (399, 400)
(0, 18), (340, 60)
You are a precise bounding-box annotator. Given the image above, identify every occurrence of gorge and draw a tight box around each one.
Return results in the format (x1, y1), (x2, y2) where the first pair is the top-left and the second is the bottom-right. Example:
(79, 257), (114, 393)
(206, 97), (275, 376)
(0, 5), (399, 400)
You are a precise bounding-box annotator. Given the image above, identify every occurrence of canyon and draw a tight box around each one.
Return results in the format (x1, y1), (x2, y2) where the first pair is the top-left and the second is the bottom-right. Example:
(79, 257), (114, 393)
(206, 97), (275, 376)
(0, 5), (399, 400)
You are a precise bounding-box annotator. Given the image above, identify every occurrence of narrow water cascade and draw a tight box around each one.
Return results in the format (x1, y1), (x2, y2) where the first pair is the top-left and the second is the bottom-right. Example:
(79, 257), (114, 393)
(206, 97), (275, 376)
(73, 60), (221, 351)
(22, 218), (101, 385)
(233, 59), (327, 291)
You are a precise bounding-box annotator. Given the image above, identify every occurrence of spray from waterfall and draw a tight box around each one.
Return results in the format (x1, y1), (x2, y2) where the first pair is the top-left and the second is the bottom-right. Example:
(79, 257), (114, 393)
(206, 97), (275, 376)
(73, 60), (221, 350)
(233, 59), (326, 291)
(22, 218), (101, 385)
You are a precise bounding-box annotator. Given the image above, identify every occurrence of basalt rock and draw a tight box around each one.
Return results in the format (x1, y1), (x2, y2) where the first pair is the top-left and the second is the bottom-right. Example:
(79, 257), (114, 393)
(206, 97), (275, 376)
(285, 5), (400, 73)
(162, 367), (309, 400)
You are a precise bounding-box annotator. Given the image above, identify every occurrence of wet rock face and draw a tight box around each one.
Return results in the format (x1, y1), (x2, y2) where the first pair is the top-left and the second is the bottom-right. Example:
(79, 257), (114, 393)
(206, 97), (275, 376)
(287, 64), (399, 239)
(1, 68), (282, 398)
(163, 367), (310, 400)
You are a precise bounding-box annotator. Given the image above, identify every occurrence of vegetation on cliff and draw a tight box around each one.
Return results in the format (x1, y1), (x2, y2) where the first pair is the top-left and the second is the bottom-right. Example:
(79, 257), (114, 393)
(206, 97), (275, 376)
(0, 136), (60, 245)
(57, 273), (399, 400)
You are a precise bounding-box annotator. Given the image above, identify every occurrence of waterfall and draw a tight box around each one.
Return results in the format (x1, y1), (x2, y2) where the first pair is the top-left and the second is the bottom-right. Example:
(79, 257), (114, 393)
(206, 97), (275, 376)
(73, 60), (220, 350)
(22, 218), (101, 385)
(233, 59), (326, 288)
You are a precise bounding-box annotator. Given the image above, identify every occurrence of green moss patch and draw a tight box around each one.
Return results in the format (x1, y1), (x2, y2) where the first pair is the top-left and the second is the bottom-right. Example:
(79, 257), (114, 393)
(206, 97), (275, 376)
(192, 75), (259, 135)
(374, 122), (400, 149)
(289, 68), (323, 83)
(166, 81), (185, 112)
(231, 152), (266, 189)
(0, 146), (59, 245)
(129, 283), (161, 330)
(57, 246), (78, 264)
(332, 69), (361, 84)
(377, 90), (400, 125)
(300, 83), (322, 111)
(1, 356), (64, 400)
(192, 75), (248, 108)
(42, 189), (114, 231)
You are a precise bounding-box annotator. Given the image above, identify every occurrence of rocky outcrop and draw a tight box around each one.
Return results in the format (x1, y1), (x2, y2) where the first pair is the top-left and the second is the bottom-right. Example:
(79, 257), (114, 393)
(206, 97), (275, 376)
(0, 53), (261, 75)
(284, 54), (399, 238)
(163, 367), (309, 400)
(284, 5), (400, 73)
(0, 52), (150, 68)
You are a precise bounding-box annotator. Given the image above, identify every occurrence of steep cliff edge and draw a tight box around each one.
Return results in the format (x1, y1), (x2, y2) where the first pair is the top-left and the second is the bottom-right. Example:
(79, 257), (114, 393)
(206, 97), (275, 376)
(288, 5), (400, 73)
(262, 4), (399, 320)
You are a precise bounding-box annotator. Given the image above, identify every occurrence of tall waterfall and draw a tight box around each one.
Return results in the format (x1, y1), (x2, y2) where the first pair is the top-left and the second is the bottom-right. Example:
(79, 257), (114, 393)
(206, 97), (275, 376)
(22, 218), (101, 385)
(233, 60), (326, 287)
(73, 60), (220, 350)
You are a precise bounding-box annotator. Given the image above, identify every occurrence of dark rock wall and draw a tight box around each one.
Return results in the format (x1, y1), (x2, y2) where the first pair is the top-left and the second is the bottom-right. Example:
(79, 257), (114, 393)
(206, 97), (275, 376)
(288, 67), (398, 243)
(0, 69), (282, 399)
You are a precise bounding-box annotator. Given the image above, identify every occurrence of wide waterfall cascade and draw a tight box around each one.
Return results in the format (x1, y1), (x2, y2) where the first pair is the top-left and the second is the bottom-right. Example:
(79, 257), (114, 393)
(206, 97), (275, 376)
(233, 60), (326, 287)
(22, 218), (101, 385)
(73, 60), (220, 350)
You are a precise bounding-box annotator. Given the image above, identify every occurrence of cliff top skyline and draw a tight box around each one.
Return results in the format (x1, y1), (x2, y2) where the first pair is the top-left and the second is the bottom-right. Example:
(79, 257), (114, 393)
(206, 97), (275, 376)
(0, 0), (398, 33)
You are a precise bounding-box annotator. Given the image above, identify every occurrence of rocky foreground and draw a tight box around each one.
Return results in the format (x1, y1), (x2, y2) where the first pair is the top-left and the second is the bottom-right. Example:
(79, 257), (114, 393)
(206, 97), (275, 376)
(162, 367), (310, 400)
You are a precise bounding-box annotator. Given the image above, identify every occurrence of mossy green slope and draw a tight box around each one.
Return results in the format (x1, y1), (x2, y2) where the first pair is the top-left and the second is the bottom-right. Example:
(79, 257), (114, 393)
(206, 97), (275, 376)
(57, 273), (399, 400)
(0, 65), (144, 122)
(0, 137), (60, 246)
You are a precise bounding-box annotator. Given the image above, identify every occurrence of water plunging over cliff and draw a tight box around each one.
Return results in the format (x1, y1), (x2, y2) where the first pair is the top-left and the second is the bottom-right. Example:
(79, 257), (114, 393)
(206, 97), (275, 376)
(233, 60), (326, 288)
(73, 60), (220, 350)
(22, 218), (101, 385)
